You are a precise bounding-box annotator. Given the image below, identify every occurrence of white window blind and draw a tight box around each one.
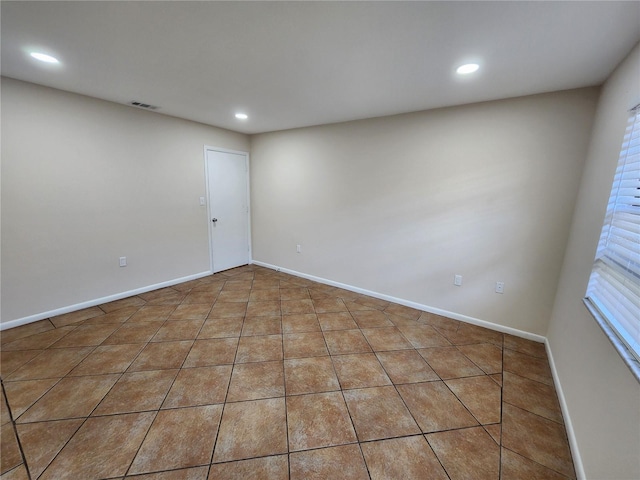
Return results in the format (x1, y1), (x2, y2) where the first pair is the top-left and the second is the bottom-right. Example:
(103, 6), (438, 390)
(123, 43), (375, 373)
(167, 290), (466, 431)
(585, 105), (640, 381)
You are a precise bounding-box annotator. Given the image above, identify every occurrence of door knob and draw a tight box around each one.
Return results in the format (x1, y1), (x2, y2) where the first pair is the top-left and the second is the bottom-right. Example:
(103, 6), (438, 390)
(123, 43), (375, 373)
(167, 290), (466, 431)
(212, 218), (218, 223)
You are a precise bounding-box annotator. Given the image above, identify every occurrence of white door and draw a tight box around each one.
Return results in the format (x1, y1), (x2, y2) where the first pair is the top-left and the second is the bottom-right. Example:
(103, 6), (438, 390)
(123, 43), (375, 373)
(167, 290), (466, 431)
(206, 148), (250, 273)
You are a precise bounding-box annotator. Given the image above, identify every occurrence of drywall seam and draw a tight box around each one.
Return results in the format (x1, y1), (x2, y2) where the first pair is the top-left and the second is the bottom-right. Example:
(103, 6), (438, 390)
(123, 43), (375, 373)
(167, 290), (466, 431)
(0, 270), (213, 331)
(251, 259), (546, 343)
(545, 338), (586, 480)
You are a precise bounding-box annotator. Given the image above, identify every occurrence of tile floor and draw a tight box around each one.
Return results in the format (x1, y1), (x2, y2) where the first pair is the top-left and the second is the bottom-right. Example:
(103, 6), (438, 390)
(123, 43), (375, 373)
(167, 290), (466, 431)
(0, 265), (576, 479)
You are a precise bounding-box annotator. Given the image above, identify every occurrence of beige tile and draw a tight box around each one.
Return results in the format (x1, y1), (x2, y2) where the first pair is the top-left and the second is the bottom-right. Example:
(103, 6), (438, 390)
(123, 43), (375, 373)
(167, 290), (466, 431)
(99, 296), (146, 313)
(397, 381), (478, 433)
(317, 312), (358, 331)
(208, 455), (288, 480)
(323, 329), (372, 355)
(146, 291), (188, 306)
(332, 353), (391, 389)
(0, 350), (43, 377)
(502, 403), (575, 478)
(151, 319), (204, 342)
(241, 316), (282, 336)
(127, 305), (176, 322)
(183, 338), (238, 367)
(284, 357), (340, 395)
(386, 313), (421, 327)
(312, 297), (348, 313)
(162, 365), (226, 408)
(49, 324), (119, 348)
(445, 376), (501, 425)
(6, 347), (93, 381)
(351, 310), (393, 328)
(129, 405), (223, 474)
(281, 299), (315, 315)
(208, 302), (247, 319)
(484, 423), (501, 444)
(169, 304), (212, 320)
(283, 332), (328, 359)
(68, 344), (144, 376)
(18, 374), (119, 422)
(361, 435), (448, 480)
(286, 391), (357, 451)
(501, 447), (571, 480)
(0, 423), (22, 475)
(282, 314), (321, 333)
(197, 318), (243, 339)
(0, 464), (29, 480)
(418, 346), (484, 379)
(1, 327), (77, 352)
(290, 444), (369, 480)
(102, 322), (162, 345)
(439, 323), (504, 347)
(183, 290), (219, 305)
(247, 300), (281, 317)
(137, 286), (180, 301)
(344, 301), (376, 312)
(221, 280), (252, 291)
(503, 348), (553, 386)
(0, 391), (10, 426)
(217, 290), (251, 303)
(504, 334), (547, 358)
(360, 327), (413, 351)
(126, 466), (209, 479)
(375, 350), (439, 384)
(248, 289), (281, 302)
(457, 343), (503, 374)
(279, 288), (310, 301)
(4, 378), (59, 419)
(213, 398), (287, 462)
(50, 307), (105, 327)
(343, 386), (420, 441)
(226, 361), (284, 402)
(93, 369), (178, 415)
(384, 304), (422, 320)
(81, 305), (143, 324)
(503, 371), (563, 423)
(396, 324), (451, 348)
(235, 335), (283, 363)
(427, 426), (500, 480)
(16, 418), (83, 478)
(39, 412), (155, 479)
(0, 320), (54, 346)
(127, 340), (192, 371)
(352, 296), (389, 310)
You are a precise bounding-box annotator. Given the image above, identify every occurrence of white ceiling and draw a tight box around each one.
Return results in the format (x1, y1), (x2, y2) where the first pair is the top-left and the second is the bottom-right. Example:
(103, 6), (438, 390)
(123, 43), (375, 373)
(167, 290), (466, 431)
(2, 1), (639, 134)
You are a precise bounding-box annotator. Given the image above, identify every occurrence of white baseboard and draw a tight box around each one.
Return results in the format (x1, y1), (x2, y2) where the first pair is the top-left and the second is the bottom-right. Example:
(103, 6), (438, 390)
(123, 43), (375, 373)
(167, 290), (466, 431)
(0, 270), (213, 331)
(545, 339), (585, 480)
(251, 260), (545, 343)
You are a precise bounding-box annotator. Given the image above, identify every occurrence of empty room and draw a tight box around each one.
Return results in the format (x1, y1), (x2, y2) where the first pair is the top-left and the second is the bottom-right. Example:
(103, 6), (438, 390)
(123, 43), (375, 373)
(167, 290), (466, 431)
(1, 2), (639, 479)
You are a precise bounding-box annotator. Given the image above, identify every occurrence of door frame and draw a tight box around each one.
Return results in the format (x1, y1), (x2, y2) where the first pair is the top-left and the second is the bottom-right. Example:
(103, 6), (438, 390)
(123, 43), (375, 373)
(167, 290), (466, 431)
(203, 145), (252, 274)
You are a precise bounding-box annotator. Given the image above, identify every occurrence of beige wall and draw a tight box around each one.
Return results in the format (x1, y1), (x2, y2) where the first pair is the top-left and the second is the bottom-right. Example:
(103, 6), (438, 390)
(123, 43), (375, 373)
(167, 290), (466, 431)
(547, 44), (640, 479)
(250, 88), (598, 335)
(1, 77), (250, 325)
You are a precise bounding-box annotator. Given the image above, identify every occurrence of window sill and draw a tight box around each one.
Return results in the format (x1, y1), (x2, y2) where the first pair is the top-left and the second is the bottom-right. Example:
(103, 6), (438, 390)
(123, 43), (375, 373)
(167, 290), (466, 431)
(583, 298), (640, 383)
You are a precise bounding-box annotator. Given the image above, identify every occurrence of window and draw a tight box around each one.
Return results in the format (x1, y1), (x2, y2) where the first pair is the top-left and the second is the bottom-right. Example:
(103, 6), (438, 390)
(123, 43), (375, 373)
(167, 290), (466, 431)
(585, 105), (640, 381)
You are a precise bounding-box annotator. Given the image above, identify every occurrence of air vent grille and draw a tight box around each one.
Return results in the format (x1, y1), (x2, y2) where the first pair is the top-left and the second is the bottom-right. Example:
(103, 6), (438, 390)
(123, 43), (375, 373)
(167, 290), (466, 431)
(129, 101), (160, 110)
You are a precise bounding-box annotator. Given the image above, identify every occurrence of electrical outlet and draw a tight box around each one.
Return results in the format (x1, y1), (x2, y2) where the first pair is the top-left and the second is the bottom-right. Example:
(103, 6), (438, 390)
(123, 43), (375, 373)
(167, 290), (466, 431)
(119, 256), (127, 267)
(454, 274), (462, 286)
(296, 244), (301, 253)
(495, 281), (504, 294)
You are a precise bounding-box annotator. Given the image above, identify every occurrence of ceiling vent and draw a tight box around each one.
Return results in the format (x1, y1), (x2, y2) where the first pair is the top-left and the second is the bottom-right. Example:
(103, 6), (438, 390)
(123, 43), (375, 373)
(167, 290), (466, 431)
(129, 101), (159, 110)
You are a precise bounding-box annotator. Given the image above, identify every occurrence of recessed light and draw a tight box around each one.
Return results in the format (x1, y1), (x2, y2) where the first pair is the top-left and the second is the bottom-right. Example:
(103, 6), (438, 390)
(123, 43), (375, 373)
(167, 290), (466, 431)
(235, 113), (248, 120)
(456, 63), (479, 75)
(30, 52), (59, 64)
